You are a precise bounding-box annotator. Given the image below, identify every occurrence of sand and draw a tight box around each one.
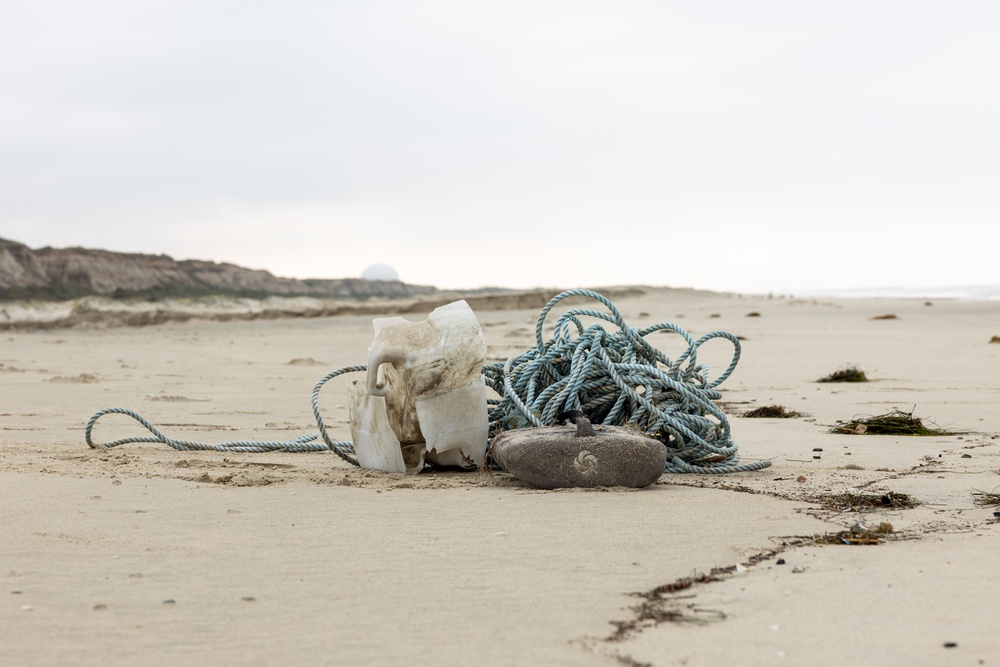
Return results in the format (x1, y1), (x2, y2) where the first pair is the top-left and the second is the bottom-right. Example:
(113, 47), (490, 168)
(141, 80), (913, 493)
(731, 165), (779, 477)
(2, 287), (999, 666)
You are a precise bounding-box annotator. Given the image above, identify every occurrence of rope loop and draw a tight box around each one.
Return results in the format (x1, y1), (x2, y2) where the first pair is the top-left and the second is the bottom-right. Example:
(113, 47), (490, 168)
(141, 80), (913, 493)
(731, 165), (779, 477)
(86, 365), (365, 465)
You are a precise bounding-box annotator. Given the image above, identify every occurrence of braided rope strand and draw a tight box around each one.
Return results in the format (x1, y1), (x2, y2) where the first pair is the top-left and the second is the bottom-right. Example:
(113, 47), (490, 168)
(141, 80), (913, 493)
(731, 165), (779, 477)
(86, 366), (364, 465)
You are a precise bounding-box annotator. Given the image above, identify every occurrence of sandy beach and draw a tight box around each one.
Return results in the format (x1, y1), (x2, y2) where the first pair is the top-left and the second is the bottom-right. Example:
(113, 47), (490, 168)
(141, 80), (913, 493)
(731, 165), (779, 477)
(2, 287), (999, 666)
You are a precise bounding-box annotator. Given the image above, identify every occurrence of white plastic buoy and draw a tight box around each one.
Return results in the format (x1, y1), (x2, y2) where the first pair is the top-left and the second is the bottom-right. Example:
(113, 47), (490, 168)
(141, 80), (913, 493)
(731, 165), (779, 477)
(348, 300), (489, 474)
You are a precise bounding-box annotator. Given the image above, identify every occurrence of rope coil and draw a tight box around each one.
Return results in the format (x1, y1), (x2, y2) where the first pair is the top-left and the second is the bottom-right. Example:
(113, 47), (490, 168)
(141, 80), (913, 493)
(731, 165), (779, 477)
(483, 289), (769, 474)
(85, 289), (771, 474)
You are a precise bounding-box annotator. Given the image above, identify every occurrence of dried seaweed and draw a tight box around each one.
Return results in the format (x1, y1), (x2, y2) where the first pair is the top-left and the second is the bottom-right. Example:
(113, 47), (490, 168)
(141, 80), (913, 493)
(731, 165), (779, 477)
(815, 522), (895, 545)
(971, 489), (1000, 506)
(743, 405), (802, 418)
(830, 409), (956, 436)
(818, 365), (868, 383)
(608, 573), (727, 641)
(816, 491), (917, 511)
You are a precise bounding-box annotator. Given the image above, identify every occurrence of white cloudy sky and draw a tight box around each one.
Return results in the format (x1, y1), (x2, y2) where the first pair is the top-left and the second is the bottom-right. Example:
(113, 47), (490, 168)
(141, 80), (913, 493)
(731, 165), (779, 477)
(2, 1), (998, 293)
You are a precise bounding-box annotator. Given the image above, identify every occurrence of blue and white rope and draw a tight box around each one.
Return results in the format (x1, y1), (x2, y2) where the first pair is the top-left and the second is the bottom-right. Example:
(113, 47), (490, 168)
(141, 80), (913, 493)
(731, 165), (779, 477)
(86, 366), (364, 466)
(483, 289), (770, 474)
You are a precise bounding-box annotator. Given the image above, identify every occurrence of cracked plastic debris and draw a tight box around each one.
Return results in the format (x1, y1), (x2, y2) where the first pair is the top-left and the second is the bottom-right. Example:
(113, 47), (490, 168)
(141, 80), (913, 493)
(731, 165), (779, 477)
(348, 300), (489, 474)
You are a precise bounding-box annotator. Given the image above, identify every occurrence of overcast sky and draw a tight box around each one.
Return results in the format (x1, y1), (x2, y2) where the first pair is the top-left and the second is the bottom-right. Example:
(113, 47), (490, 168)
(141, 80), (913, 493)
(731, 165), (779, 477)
(2, 1), (998, 293)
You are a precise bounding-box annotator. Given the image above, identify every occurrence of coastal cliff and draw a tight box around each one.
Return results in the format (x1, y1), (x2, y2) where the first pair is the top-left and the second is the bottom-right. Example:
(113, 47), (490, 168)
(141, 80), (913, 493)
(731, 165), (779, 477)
(0, 238), (437, 301)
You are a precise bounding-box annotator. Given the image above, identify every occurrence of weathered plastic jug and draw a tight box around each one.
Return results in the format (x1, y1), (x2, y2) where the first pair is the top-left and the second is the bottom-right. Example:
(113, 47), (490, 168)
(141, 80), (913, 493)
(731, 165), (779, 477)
(348, 300), (489, 474)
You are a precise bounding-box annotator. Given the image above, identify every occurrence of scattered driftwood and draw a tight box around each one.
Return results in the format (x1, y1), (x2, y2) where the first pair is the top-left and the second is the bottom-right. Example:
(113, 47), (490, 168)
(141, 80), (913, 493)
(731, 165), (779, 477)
(870, 313), (898, 320)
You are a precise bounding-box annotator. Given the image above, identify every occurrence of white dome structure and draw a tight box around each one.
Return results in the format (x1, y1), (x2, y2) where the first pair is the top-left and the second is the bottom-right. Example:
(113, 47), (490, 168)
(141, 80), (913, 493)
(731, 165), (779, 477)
(361, 263), (400, 282)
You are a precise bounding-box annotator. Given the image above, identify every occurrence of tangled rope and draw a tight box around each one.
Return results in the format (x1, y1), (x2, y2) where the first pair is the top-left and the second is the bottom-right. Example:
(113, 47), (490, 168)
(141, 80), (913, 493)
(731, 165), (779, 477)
(85, 289), (770, 474)
(483, 289), (769, 474)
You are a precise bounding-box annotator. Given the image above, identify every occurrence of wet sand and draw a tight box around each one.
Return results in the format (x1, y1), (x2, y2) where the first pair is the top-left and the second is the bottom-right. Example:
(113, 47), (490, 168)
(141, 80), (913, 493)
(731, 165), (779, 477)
(2, 287), (999, 666)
